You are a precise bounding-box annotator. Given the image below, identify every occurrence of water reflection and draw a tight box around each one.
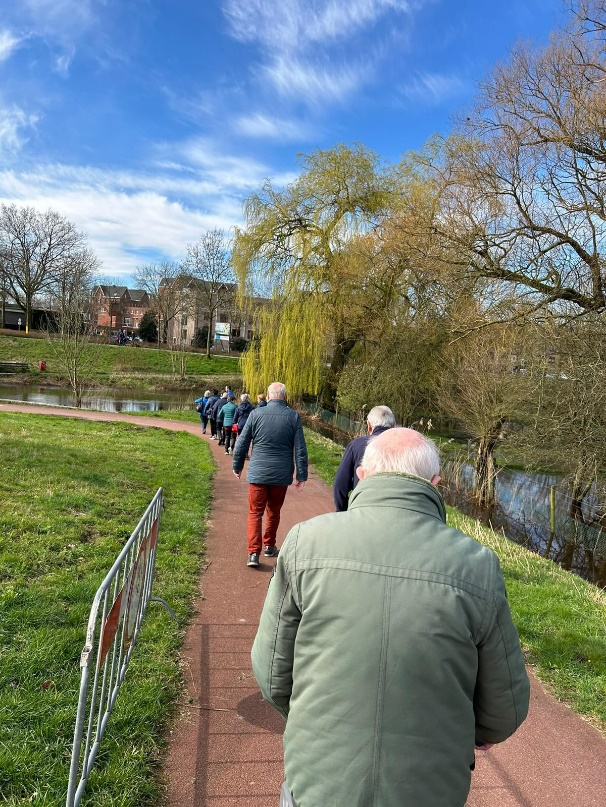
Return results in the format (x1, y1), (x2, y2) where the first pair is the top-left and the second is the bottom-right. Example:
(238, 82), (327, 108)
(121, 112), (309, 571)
(0, 383), (196, 412)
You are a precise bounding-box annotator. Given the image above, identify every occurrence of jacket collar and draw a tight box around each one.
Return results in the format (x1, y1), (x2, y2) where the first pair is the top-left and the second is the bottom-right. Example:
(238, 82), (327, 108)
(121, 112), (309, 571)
(348, 472), (446, 523)
(267, 399), (287, 409)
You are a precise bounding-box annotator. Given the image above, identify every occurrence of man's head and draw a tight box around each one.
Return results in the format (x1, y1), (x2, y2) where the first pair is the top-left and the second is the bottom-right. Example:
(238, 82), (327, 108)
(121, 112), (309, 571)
(221, 392), (228, 399)
(267, 382), (287, 401)
(366, 405), (396, 433)
(358, 428), (440, 486)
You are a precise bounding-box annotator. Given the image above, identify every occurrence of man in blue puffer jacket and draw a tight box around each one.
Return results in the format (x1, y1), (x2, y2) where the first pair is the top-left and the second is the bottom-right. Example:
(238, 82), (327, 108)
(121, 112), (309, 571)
(232, 382), (308, 568)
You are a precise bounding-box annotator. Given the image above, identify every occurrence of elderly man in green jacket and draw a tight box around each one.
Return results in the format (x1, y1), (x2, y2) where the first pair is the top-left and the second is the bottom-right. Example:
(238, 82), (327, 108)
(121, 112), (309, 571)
(252, 428), (530, 807)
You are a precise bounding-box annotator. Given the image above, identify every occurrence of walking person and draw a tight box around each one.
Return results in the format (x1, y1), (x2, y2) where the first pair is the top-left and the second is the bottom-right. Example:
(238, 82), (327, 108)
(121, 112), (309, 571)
(256, 393), (267, 408)
(252, 427), (530, 807)
(195, 389), (212, 435)
(333, 404), (396, 511)
(204, 389), (220, 440)
(232, 382), (308, 568)
(217, 393), (237, 454)
(210, 392), (228, 445)
(232, 392), (254, 450)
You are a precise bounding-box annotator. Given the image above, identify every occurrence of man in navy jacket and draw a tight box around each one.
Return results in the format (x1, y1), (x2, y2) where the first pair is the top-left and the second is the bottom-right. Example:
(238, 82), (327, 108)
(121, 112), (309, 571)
(333, 405), (396, 511)
(232, 382), (308, 568)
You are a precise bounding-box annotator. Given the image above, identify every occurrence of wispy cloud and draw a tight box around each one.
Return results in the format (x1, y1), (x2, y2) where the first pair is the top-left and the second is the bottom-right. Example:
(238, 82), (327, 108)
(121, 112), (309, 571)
(399, 72), (467, 104)
(0, 30), (22, 63)
(0, 104), (38, 156)
(224, 0), (411, 51)
(234, 113), (315, 141)
(223, 0), (416, 105)
(23, 0), (98, 38)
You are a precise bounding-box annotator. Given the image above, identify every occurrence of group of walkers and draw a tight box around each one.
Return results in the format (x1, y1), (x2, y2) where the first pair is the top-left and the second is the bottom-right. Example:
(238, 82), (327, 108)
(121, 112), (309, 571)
(193, 380), (531, 807)
(195, 387), (266, 455)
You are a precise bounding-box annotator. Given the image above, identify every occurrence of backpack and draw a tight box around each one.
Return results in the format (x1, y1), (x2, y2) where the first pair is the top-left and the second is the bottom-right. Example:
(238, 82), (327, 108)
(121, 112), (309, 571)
(196, 401), (205, 414)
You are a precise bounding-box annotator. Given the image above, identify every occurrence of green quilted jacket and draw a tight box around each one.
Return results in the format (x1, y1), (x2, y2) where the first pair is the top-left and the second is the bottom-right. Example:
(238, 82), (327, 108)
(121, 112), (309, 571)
(251, 473), (530, 807)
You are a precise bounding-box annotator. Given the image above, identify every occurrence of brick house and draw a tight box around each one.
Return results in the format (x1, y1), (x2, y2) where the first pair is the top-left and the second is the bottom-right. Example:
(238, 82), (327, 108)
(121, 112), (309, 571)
(92, 285), (150, 335)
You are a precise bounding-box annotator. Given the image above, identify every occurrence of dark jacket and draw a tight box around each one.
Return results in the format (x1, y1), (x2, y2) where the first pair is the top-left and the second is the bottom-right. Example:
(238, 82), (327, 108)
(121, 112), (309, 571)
(333, 425), (391, 511)
(234, 401), (254, 431)
(232, 399), (308, 485)
(204, 394), (220, 417)
(252, 473), (530, 807)
(210, 397), (227, 421)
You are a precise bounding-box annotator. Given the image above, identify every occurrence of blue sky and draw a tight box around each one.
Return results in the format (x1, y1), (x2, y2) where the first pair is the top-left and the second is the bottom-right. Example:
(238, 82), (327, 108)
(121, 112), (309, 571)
(0, 0), (564, 283)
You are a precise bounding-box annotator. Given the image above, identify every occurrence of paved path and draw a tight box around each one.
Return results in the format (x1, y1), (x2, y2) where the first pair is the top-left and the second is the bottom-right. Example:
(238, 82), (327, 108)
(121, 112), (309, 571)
(3, 402), (606, 805)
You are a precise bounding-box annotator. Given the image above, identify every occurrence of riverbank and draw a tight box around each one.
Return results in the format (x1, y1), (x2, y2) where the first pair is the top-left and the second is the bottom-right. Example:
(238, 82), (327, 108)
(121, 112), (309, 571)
(0, 333), (243, 391)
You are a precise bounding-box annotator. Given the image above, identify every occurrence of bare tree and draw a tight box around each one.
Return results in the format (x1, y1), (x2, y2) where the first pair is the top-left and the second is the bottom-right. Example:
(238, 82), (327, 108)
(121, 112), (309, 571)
(183, 229), (235, 358)
(134, 261), (184, 345)
(45, 246), (100, 407)
(0, 205), (91, 330)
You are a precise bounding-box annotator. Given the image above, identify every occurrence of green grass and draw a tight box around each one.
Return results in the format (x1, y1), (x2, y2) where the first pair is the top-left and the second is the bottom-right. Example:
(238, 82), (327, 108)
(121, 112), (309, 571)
(304, 429), (606, 734)
(0, 334), (241, 388)
(0, 412), (215, 806)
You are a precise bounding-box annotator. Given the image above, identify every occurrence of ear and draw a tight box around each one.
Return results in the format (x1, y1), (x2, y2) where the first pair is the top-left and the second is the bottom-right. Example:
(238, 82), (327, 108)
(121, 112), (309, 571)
(356, 466), (366, 481)
(430, 474), (441, 487)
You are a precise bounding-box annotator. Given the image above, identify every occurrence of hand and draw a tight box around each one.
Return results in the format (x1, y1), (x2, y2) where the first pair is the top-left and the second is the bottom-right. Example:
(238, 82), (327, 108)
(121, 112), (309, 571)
(233, 470), (241, 480)
(294, 480), (305, 490)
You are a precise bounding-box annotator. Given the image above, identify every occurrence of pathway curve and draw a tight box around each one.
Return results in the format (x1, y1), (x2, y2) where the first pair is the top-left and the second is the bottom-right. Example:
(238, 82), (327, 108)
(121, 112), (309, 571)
(3, 402), (606, 805)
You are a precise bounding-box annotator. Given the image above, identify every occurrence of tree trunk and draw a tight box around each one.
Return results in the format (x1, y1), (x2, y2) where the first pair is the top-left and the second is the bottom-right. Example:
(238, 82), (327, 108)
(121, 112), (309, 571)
(474, 421), (504, 510)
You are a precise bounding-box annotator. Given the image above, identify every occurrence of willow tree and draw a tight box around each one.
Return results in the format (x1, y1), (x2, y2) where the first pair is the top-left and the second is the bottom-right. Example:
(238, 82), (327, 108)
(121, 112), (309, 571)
(233, 144), (399, 402)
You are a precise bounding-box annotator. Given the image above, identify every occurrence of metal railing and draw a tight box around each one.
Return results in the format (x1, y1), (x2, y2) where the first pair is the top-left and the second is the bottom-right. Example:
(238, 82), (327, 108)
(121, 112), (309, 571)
(66, 488), (175, 807)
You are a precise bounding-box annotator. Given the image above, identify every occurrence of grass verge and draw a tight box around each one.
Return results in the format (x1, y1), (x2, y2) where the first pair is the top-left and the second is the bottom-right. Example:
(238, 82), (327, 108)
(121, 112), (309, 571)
(0, 412), (214, 806)
(304, 428), (606, 734)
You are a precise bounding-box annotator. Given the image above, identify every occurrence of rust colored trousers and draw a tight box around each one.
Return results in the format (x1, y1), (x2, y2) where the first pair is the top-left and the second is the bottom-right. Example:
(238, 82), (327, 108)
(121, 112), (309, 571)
(247, 483), (288, 554)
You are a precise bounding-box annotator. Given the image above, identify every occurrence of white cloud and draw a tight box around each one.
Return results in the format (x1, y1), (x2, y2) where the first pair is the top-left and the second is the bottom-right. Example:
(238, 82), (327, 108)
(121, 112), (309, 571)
(224, 0), (411, 51)
(0, 138), (296, 277)
(222, 0), (419, 106)
(0, 104), (38, 156)
(233, 113), (315, 141)
(262, 55), (367, 104)
(399, 72), (467, 104)
(0, 30), (22, 62)
(23, 0), (98, 38)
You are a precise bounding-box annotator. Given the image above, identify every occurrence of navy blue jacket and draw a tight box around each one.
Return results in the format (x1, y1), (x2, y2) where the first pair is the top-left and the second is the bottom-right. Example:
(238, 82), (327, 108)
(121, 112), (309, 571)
(333, 426), (392, 511)
(204, 394), (220, 417)
(232, 400), (308, 486)
(234, 401), (255, 432)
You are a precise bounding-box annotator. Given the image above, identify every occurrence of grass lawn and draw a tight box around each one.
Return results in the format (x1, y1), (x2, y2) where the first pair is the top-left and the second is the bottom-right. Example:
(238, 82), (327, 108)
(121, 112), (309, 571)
(0, 412), (214, 806)
(0, 334), (242, 388)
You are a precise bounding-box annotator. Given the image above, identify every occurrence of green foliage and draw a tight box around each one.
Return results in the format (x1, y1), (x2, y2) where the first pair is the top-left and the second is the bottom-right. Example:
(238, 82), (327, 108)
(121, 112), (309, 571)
(138, 311), (158, 343)
(0, 413), (214, 805)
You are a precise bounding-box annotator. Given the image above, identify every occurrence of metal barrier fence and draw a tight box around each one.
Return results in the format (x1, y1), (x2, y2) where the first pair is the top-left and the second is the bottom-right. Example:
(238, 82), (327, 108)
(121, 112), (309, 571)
(66, 487), (175, 807)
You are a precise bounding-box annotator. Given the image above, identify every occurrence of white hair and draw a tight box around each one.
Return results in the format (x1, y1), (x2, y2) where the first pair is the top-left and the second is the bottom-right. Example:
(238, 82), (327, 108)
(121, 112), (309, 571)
(361, 428), (440, 482)
(267, 382), (287, 400)
(241, 393), (250, 403)
(367, 405), (396, 429)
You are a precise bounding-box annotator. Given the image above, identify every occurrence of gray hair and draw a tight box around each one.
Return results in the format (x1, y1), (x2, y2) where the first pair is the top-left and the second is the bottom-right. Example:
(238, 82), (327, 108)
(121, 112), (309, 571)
(204, 390), (211, 397)
(267, 382), (287, 400)
(241, 393), (250, 403)
(367, 405), (396, 430)
(361, 428), (440, 482)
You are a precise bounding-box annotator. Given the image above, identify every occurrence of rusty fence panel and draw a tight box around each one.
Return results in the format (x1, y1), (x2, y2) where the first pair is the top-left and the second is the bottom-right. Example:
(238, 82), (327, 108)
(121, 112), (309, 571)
(66, 488), (175, 807)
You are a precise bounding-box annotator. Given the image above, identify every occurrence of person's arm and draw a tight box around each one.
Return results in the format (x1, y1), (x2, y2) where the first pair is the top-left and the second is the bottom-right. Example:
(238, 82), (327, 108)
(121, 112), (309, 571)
(474, 560), (530, 745)
(293, 414), (308, 483)
(251, 529), (301, 718)
(333, 443), (355, 511)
